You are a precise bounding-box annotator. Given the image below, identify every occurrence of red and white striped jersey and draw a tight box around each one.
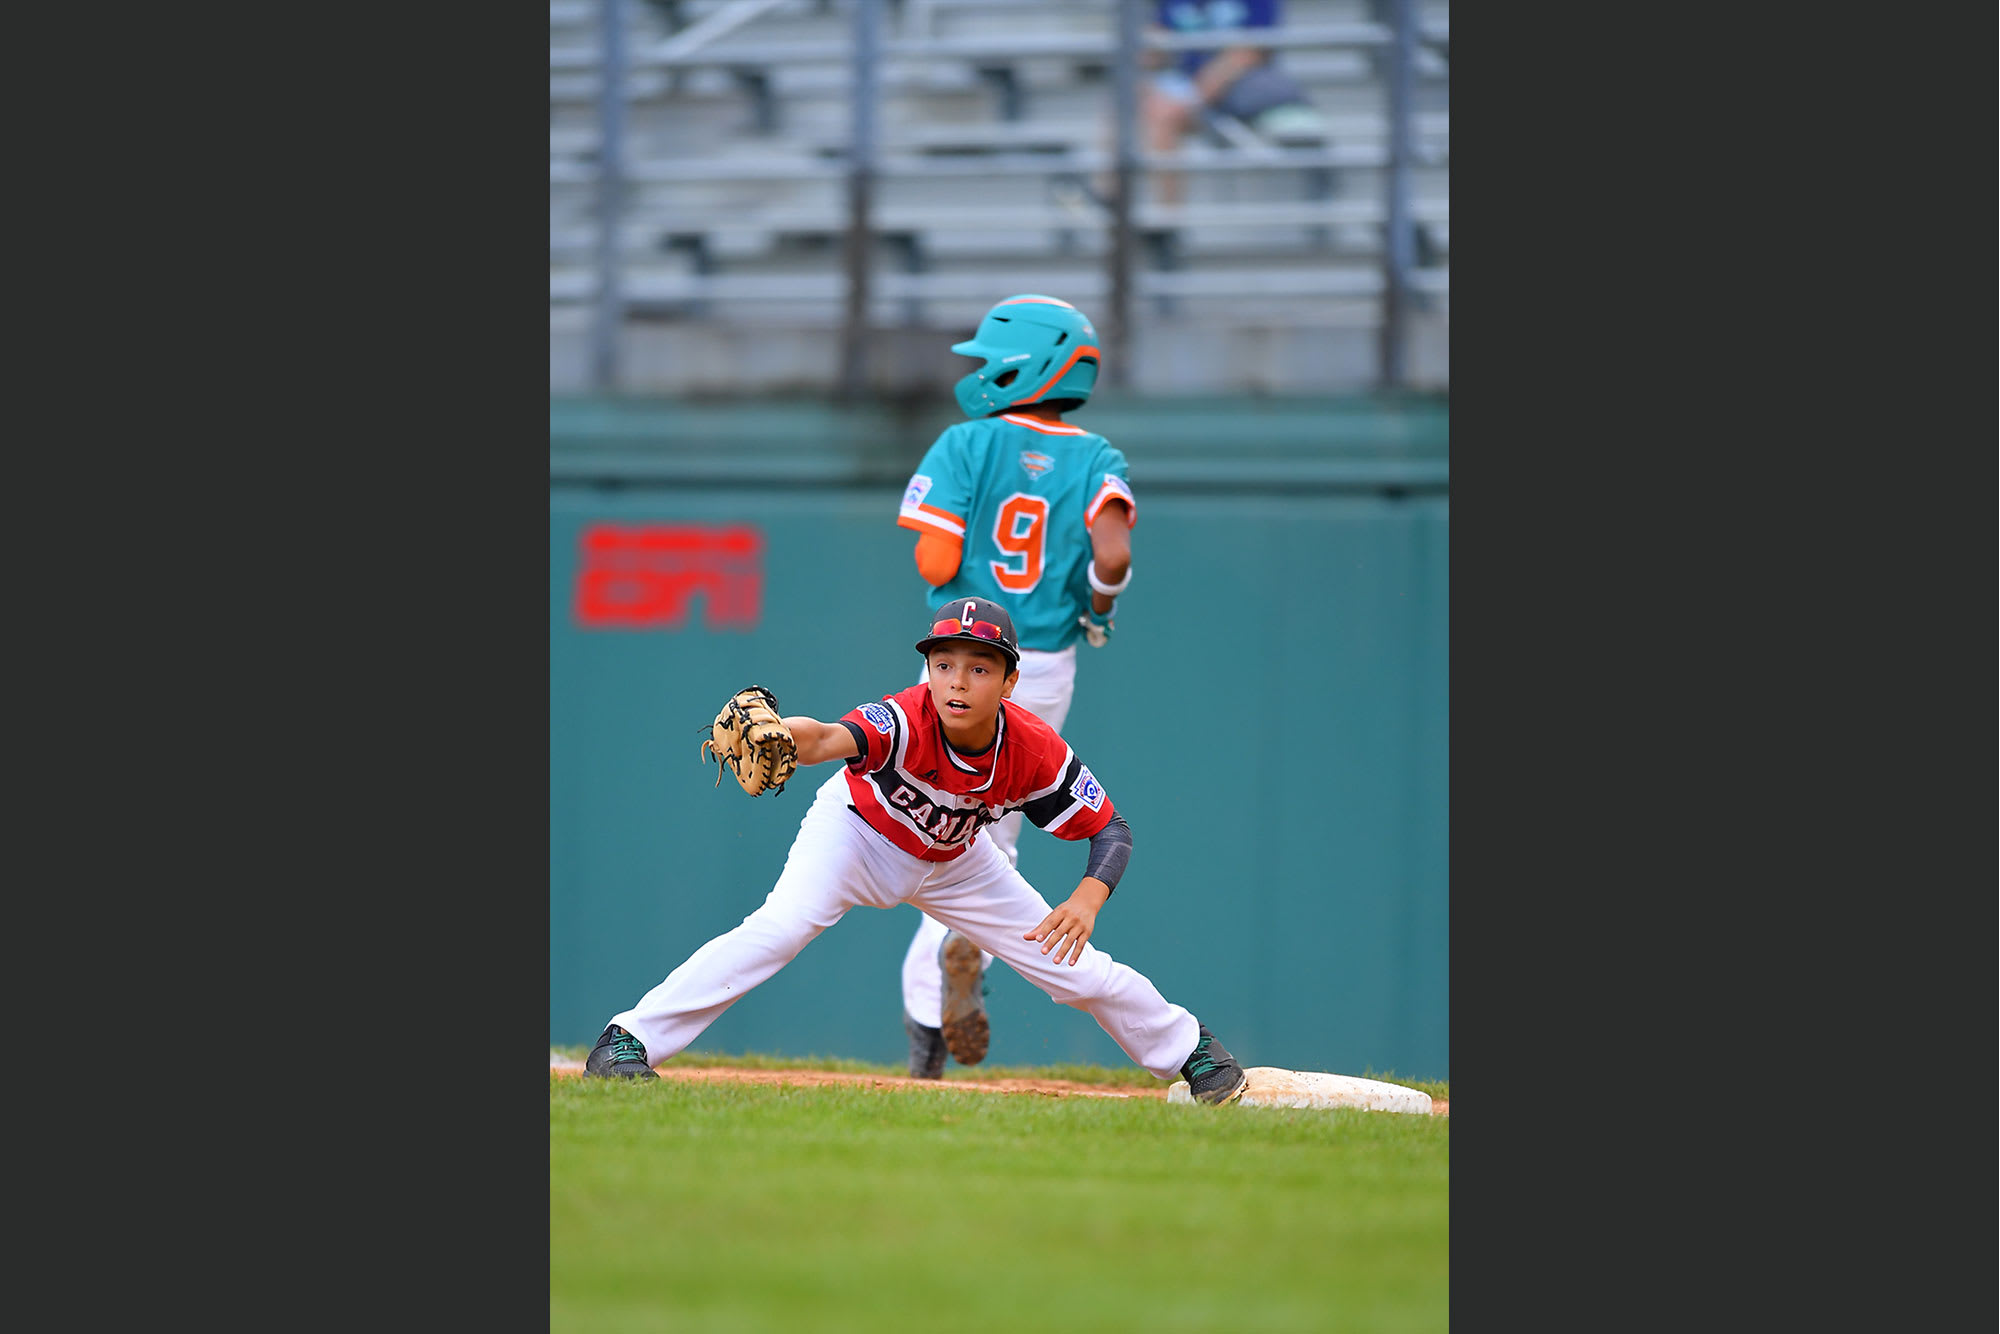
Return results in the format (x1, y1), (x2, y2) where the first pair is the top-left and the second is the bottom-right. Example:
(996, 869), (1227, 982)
(838, 683), (1116, 862)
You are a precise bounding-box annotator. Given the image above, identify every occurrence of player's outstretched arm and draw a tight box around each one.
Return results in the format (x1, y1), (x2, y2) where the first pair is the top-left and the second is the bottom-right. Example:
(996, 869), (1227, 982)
(785, 716), (862, 767)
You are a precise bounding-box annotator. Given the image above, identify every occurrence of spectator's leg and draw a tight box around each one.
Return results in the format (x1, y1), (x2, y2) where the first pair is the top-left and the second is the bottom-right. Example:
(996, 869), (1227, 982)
(1142, 85), (1194, 206)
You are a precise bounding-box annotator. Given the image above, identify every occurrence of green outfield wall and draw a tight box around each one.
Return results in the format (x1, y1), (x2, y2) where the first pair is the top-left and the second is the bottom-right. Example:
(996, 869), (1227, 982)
(550, 395), (1449, 1080)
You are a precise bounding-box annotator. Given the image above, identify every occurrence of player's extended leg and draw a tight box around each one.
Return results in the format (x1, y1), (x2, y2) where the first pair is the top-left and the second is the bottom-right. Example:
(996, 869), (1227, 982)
(901, 898), (996, 1071)
(899, 912), (956, 1030)
(910, 838), (1202, 1081)
(900, 911), (989, 1072)
(611, 772), (923, 1067)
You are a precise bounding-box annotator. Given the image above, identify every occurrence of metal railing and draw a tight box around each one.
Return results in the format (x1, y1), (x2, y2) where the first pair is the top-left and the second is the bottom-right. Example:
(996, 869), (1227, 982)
(557, 0), (1446, 393)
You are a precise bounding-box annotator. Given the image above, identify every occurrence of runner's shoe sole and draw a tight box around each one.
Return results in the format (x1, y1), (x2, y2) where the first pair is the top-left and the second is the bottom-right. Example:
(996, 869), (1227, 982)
(938, 932), (989, 1066)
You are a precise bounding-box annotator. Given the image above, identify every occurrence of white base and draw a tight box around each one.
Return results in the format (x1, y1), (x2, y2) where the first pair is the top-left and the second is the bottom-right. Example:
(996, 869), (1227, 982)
(1166, 1066), (1433, 1114)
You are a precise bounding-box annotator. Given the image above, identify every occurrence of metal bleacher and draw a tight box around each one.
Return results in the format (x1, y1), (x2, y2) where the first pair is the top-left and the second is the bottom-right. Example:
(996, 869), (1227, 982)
(551, 0), (1449, 396)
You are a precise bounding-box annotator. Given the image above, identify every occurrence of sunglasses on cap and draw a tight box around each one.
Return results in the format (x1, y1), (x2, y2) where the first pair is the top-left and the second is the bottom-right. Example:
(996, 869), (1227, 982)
(930, 617), (1006, 642)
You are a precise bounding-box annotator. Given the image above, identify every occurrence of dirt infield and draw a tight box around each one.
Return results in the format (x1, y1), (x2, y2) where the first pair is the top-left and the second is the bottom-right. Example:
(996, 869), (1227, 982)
(552, 1060), (1448, 1115)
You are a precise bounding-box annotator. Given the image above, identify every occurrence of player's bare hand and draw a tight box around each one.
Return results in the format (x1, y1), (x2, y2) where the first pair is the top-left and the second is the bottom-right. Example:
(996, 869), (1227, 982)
(1025, 883), (1108, 967)
(1025, 903), (1095, 966)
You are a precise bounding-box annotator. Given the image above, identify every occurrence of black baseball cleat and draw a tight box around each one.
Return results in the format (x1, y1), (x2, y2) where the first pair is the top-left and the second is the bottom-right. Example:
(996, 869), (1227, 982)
(1180, 1023), (1248, 1105)
(905, 1010), (946, 1080)
(583, 1024), (660, 1079)
(938, 930), (990, 1066)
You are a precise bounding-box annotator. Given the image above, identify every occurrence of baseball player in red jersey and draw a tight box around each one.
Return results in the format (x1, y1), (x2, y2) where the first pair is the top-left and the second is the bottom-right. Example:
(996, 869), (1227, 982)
(582, 596), (1250, 1105)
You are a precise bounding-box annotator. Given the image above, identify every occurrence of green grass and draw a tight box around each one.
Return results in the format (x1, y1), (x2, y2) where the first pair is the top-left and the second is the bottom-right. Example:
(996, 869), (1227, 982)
(551, 1074), (1448, 1333)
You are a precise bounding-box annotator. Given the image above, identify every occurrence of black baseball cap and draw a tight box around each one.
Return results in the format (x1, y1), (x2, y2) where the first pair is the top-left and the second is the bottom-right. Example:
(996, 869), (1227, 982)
(916, 596), (1020, 669)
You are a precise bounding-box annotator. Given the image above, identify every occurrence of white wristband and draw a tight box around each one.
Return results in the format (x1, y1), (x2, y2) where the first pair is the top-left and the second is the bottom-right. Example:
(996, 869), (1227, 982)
(1087, 560), (1131, 598)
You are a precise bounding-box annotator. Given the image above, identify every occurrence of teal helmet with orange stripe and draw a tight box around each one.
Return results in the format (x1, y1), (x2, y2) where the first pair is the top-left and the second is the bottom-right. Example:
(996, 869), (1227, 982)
(950, 294), (1101, 418)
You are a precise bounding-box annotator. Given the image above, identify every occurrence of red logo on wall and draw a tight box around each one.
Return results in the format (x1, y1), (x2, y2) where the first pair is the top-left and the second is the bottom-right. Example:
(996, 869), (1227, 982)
(574, 523), (765, 630)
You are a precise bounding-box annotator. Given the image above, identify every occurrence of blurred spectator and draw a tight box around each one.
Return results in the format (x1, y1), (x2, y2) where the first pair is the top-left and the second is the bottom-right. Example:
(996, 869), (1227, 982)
(1143, 0), (1317, 204)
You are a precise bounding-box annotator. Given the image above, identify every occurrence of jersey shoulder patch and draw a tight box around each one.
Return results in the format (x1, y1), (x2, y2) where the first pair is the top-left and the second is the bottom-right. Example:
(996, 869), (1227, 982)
(1069, 765), (1105, 812)
(1086, 472), (1137, 528)
(859, 702), (895, 735)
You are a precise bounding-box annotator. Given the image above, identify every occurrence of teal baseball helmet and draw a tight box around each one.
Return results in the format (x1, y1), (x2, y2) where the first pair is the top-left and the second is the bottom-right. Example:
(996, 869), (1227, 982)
(951, 294), (1101, 418)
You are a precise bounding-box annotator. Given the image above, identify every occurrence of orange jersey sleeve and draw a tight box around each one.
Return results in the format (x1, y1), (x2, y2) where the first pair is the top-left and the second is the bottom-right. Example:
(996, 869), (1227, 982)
(913, 530), (964, 586)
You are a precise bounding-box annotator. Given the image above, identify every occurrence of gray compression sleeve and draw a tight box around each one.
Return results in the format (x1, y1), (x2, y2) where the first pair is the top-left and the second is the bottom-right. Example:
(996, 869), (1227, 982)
(1083, 814), (1132, 895)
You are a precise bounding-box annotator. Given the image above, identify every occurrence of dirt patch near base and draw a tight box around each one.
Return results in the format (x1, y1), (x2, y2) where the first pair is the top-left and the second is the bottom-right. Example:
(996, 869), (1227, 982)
(554, 1063), (1160, 1099)
(554, 1062), (1447, 1114)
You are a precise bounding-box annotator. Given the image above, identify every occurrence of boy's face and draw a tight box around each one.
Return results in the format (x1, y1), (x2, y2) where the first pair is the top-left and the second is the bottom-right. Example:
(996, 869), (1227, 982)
(924, 643), (1018, 745)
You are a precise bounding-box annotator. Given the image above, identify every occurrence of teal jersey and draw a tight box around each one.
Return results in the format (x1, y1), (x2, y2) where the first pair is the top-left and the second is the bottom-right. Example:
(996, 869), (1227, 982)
(898, 411), (1136, 651)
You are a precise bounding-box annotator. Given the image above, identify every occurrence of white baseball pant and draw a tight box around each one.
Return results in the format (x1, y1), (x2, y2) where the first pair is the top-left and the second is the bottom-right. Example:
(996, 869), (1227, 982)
(900, 645), (1077, 1028)
(611, 755), (1198, 1080)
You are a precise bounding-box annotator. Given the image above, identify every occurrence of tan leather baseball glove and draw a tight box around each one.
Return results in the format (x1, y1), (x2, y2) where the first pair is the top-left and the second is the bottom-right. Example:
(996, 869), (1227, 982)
(701, 685), (799, 796)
